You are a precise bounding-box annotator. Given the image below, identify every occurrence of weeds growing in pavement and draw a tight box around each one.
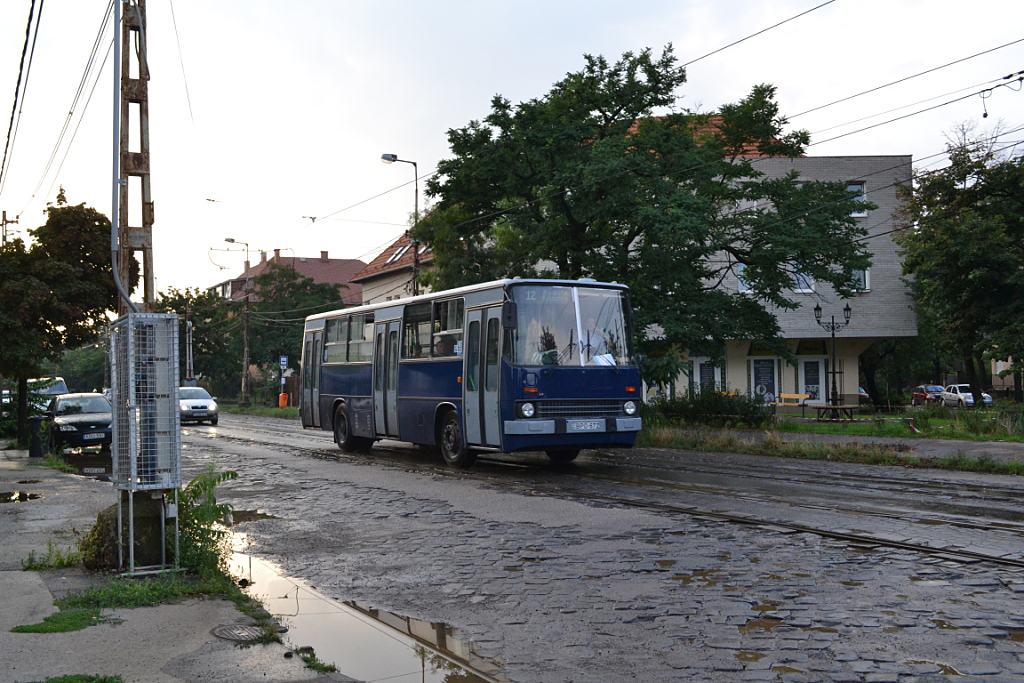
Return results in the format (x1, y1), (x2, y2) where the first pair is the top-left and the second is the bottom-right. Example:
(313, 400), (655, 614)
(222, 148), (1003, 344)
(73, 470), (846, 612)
(21, 675), (122, 682)
(295, 646), (338, 673)
(28, 452), (76, 473)
(177, 464), (238, 578)
(9, 609), (104, 633)
(21, 540), (82, 570)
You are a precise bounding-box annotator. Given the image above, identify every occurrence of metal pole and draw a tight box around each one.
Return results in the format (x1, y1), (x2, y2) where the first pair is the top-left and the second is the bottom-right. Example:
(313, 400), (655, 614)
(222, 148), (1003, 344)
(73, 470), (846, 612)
(830, 317), (838, 419)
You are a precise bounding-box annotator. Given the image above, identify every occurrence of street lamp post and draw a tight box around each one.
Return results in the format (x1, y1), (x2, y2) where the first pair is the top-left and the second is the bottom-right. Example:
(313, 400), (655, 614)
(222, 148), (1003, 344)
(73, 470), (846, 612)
(225, 238), (252, 406)
(814, 302), (852, 419)
(381, 153), (420, 297)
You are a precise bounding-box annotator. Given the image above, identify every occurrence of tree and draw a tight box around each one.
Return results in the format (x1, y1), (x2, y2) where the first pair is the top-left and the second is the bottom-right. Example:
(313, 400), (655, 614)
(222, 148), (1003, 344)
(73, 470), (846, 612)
(895, 138), (1024, 404)
(155, 287), (237, 397)
(418, 46), (870, 383)
(249, 262), (347, 378)
(0, 192), (135, 444)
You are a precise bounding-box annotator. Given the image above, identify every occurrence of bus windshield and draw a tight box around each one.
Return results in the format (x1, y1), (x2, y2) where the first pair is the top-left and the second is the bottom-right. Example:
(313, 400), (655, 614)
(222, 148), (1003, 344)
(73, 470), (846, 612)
(507, 284), (634, 366)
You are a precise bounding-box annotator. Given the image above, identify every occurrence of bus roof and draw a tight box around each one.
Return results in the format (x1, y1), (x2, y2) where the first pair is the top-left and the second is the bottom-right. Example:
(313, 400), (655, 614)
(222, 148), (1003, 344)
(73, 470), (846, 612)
(304, 278), (629, 324)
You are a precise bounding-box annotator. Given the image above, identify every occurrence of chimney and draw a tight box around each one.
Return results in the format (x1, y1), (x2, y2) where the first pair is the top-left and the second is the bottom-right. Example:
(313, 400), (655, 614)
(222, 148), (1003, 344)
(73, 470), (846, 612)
(244, 260), (250, 272)
(260, 251), (267, 263)
(274, 249), (281, 260)
(320, 250), (329, 262)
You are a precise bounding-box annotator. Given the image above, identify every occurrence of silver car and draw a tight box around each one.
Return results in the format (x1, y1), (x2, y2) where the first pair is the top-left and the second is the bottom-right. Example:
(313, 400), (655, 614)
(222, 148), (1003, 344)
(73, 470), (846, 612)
(179, 386), (219, 425)
(941, 384), (993, 408)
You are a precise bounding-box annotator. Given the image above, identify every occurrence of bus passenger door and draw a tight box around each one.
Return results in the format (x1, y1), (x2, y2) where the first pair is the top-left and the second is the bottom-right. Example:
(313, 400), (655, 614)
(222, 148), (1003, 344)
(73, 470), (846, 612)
(303, 330), (323, 428)
(373, 321), (401, 439)
(482, 307), (502, 447)
(463, 312), (482, 445)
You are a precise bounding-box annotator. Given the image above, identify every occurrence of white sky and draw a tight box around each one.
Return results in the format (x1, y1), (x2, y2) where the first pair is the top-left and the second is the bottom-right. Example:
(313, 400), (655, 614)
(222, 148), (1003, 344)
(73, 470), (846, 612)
(0, 0), (1021, 296)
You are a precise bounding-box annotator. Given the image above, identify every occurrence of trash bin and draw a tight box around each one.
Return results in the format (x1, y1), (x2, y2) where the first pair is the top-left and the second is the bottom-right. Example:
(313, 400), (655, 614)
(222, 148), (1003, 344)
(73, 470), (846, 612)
(278, 393), (289, 408)
(28, 415), (51, 458)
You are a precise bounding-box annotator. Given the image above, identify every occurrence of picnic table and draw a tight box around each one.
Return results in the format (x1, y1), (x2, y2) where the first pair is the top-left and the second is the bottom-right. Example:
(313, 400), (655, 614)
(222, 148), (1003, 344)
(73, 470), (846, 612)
(813, 404), (857, 421)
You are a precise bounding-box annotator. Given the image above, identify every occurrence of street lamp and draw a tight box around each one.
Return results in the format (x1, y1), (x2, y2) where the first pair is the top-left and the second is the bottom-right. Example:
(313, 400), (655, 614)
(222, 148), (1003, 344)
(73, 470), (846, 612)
(225, 237), (252, 406)
(814, 302), (852, 418)
(381, 153), (420, 297)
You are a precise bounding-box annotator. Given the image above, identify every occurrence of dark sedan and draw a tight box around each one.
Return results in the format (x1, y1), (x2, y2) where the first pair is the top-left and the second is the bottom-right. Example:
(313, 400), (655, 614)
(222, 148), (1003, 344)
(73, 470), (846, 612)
(48, 393), (112, 450)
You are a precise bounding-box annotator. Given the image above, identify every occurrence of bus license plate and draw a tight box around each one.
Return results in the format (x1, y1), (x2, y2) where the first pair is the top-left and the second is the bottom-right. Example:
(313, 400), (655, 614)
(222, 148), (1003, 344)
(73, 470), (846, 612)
(567, 419), (604, 433)
(83, 433), (105, 440)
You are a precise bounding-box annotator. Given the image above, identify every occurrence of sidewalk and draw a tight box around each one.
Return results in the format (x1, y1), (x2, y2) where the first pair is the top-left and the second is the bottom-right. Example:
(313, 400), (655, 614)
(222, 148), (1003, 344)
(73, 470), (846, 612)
(0, 447), (350, 683)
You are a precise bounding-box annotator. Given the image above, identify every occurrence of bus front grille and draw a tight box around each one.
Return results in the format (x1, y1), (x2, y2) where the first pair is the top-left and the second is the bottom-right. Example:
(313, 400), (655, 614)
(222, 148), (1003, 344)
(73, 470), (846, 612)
(535, 400), (623, 419)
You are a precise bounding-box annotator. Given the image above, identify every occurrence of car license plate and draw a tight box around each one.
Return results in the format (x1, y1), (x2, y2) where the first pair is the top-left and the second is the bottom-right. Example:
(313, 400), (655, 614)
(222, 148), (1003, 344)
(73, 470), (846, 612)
(192, 411), (207, 417)
(567, 419), (604, 433)
(82, 467), (106, 474)
(83, 432), (105, 440)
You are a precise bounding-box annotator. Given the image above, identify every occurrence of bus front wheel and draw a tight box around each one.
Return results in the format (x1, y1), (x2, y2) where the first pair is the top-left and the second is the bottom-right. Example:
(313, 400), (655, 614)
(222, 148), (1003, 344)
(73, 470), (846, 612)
(545, 448), (580, 463)
(334, 406), (361, 453)
(440, 411), (476, 469)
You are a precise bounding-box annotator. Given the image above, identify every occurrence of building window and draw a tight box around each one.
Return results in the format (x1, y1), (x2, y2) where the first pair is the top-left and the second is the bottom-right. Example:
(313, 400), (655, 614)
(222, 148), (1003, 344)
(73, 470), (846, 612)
(736, 263), (751, 293)
(793, 269), (814, 293)
(852, 268), (869, 291)
(847, 182), (867, 217)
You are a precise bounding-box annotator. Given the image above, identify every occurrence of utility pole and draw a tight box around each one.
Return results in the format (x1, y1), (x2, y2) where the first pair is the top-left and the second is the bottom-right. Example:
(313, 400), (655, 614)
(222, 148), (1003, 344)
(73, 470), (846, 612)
(184, 303), (195, 386)
(242, 291), (251, 406)
(117, 0), (156, 314)
(1, 210), (17, 244)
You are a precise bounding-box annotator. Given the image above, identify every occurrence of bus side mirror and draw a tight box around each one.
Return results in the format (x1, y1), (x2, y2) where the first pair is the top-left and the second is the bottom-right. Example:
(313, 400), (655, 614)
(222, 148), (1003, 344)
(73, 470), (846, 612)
(501, 301), (517, 330)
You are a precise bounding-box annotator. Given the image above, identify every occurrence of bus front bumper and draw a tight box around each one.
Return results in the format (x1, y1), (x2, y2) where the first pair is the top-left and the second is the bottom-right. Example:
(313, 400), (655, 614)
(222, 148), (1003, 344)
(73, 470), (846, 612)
(503, 417), (641, 435)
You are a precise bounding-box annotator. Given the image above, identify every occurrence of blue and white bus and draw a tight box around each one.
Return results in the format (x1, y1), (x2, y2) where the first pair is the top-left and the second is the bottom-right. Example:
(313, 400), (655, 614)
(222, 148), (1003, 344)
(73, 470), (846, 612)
(300, 278), (642, 468)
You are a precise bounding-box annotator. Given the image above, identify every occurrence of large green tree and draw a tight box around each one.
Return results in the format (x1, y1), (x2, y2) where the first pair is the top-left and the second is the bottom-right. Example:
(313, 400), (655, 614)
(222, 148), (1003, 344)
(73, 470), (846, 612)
(0, 191), (135, 444)
(418, 46), (870, 383)
(895, 140), (1024, 404)
(156, 287), (237, 397)
(250, 262), (347, 378)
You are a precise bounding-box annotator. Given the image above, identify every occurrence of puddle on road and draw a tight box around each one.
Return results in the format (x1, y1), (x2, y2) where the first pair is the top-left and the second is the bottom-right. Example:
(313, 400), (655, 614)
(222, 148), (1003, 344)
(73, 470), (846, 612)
(930, 619), (958, 630)
(230, 538), (504, 683)
(672, 569), (722, 586)
(738, 617), (786, 635)
(1, 491), (41, 503)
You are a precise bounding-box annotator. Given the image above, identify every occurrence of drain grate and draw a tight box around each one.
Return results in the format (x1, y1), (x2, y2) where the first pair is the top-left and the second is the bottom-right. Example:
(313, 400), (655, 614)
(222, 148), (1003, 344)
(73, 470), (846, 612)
(211, 624), (266, 643)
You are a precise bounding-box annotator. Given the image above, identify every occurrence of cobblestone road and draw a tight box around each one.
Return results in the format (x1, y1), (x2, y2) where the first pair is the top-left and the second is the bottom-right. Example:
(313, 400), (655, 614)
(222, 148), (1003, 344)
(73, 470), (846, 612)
(186, 418), (1024, 682)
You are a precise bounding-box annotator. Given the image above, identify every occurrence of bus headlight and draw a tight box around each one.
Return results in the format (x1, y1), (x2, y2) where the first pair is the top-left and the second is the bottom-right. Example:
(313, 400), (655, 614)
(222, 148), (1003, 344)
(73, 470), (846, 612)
(623, 400), (637, 416)
(520, 402), (535, 418)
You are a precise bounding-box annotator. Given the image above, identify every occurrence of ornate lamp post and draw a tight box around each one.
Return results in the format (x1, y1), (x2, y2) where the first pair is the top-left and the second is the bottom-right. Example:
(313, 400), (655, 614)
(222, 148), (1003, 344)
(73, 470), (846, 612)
(381, 153), (420, 297)
(814, 302), (852, 418)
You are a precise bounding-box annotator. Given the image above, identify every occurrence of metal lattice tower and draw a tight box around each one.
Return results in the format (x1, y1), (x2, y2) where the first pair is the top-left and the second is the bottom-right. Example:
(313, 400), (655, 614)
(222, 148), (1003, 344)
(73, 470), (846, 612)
(118, 0), (155, 314)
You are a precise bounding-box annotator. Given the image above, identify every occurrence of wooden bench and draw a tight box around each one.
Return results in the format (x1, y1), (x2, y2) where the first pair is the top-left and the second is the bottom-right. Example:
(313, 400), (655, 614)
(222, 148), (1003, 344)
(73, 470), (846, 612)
(772, 393), (811, 417)
(813, 403), (858, 421)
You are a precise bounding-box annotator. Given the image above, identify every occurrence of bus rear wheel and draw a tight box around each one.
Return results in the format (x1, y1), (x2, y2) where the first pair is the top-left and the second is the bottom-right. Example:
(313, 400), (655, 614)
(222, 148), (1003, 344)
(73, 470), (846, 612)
(440, 411), (476, 469)
(334, 406), (361, 453)
(545, 448), (580, 463)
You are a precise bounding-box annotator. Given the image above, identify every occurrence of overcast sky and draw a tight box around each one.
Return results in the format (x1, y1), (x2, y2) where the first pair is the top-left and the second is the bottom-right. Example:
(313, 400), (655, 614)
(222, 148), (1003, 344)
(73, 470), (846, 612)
(1, 0), (1021, 295)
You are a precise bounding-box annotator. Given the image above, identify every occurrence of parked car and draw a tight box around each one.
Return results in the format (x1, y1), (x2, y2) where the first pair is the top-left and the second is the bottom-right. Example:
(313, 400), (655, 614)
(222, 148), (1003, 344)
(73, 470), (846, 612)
(3, 377), (69, 414)
(48, 393), (112, 450)
(179, 387), (218, 425)
(941, 384), (993, 408)
(912, 384), (945, 406)
(858, 387), (871, 403)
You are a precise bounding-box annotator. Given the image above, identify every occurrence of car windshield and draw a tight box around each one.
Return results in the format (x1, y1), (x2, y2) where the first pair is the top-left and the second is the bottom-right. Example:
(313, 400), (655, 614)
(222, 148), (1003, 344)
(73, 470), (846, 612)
(955, 385), (971, 392)
(926, 385), (943, 392)
(180, 388), (212, 400)
(55, 396), (111, 415)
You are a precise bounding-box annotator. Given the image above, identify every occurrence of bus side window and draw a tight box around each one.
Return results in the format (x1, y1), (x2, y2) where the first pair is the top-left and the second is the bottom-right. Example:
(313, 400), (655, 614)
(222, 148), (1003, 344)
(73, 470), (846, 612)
(433, 298), (464, 357)
(349, 313), (374, 362)
(325, 317), (348, 362)
(403, 303), (431, 359)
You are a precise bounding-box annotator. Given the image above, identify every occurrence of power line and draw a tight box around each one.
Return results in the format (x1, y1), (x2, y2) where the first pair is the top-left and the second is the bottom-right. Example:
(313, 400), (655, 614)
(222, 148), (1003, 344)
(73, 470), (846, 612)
(16, 0), (114, 215)
(0, 0), (40, 197)
(681, 0), (838, 68)
(791, 37), (1024, 118)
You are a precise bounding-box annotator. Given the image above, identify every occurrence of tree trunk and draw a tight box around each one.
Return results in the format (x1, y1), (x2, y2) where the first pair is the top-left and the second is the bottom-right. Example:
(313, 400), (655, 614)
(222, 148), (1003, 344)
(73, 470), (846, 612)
(16, 376), (29, 448)
(963, 351), (984, 408)
(1014, 369), (1023, 404)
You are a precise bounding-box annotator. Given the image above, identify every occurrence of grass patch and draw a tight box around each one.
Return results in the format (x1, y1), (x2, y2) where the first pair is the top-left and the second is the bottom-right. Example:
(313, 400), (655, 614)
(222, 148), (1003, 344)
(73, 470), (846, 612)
(639, 425), (1024, 475)
(10, 608), (103, 633)
(22, 540), (82, 570)
(220, 404), (299, 420)
(295, 646), (338, 673)
(28, 452), (76, 473)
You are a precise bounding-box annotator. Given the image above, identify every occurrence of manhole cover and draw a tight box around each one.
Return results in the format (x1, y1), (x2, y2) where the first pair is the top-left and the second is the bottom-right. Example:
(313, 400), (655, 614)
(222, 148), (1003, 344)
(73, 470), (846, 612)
(211, 624), (266, 643)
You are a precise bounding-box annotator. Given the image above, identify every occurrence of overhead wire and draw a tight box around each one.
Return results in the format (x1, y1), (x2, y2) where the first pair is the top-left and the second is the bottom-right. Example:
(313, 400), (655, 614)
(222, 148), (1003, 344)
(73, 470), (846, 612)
(790, 37), (1024, 119)
(0, 0), (41, 198)
(16, 0), (115, 216)
(680, 0), (838, 68)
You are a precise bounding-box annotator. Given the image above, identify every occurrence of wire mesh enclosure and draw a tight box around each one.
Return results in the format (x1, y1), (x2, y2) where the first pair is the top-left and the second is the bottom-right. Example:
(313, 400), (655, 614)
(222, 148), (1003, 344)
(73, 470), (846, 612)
(110, 313), (182, 491)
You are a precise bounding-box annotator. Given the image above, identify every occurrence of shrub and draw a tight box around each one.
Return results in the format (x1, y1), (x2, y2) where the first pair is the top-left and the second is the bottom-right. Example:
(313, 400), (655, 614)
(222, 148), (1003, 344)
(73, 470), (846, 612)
(646, 390), (773, 428)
